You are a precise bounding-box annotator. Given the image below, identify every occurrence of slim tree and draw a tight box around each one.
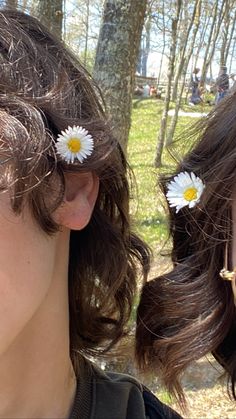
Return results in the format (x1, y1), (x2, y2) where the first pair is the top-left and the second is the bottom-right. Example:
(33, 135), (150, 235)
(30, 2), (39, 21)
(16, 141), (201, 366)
(220, 6), (236, 67)
(154, 0), (182, 167)
(5, 0), (17, 7)
(201, 0), (224, 84)
(166, 0), (201, 146)
(229, 36), (236, 73)
(93, 0), (147, 151)
(140, 11), (152, 76)
(192, 10), (210, 73)
(38, 0), (64, 38)
(171, 0), (200, 102)
(84, 0), (90, 68)
(156, 0), (168, 86)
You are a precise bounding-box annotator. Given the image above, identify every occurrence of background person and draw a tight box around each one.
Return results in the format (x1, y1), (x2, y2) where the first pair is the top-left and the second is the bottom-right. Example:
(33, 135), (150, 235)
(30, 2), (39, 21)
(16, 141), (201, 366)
(189, 67), (202, 105)
(215, 66), (229, 104)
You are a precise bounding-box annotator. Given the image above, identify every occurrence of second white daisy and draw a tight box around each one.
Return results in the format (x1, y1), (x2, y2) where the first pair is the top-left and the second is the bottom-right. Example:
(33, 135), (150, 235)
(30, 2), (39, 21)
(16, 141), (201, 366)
(166, 171), (204, 213)
(56, 125), (94, 164)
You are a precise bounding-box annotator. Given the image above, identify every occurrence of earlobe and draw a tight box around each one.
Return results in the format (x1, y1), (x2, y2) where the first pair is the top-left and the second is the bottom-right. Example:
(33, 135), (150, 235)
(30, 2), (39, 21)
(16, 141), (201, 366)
(54, 172), (99, 231)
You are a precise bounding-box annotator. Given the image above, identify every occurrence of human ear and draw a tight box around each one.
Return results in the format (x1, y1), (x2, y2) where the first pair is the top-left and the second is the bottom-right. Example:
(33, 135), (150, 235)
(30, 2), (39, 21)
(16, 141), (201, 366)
(54, 172), (99, 230)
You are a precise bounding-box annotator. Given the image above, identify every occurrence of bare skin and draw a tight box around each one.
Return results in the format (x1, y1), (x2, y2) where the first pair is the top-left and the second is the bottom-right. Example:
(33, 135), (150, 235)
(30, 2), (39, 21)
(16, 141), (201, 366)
(0, 171), (98, 418)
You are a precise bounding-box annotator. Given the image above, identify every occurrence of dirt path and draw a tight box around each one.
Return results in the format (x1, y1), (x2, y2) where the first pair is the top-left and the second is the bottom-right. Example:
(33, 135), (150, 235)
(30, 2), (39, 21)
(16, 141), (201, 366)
(168, 109), (208, 118)
(169, 356), (236, 418)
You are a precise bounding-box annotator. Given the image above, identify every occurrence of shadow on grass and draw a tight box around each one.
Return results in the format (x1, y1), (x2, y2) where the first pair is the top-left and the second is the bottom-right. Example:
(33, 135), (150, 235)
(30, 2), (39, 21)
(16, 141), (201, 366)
(129, 161), (175, 170)
(132, 98), (164, 115)
(133, 97), (161, 108)
(139, 216), (167, 227)
(130, 162), (154, 169)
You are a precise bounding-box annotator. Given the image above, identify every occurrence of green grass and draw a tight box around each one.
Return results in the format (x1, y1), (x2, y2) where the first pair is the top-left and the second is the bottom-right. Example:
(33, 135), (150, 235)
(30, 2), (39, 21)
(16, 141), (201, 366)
(128, 99), (166, 251)
(128, 97), (210, 251)
(156, 389), (173, 405)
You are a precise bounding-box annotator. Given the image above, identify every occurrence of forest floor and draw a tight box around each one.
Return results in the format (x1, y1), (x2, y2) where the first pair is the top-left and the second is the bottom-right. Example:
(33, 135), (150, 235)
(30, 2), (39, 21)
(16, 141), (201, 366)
(163, 356), (236, 418)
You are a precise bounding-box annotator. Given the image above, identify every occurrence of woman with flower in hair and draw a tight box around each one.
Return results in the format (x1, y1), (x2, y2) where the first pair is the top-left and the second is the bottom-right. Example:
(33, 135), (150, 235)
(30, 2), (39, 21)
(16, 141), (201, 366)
(136, 91), (236, 407)
(0, 7), (183, 419)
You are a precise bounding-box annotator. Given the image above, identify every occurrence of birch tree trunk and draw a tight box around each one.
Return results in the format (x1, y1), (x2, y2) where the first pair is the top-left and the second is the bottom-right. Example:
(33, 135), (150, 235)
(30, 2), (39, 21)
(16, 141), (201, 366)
(201, 0), (224, 84)
(229, 36), (236, 73)
(157, 0), (166, 86)
(221, 8), (236, 66)
(83, 0), (90, 68)
(192, 12), (210, 73)
(166, 1), (200, 146)
(219, 0), (231, 66)
(5, 0), (17, 7)
(154, 0), (182, 167)
(171, 0), (200, 102)
(142, 14), (151, 77)
(93, 0), (147, 151)
(38, 0), (63, 38)
(200, 1), (219, 84)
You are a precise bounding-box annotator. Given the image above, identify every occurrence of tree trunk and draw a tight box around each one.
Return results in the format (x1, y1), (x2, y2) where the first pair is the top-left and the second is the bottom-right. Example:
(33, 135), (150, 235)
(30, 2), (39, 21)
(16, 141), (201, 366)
(141, 14), (151, 77)
(219, 0), (230, 66)
(157, 0), (166, 86)
(200, 1), (219, 84)
(171, 0), (199, 102)
(229, 36), (236, 74)
(37, 0), (63, 39)
(154, 0), (182, 167)
(201, 0), (224, 84)
(203, 1), (225, 77)
(93, 0), (147, 151)
(166, 2), (200, 146)
(5, 0), (17, 8)
(192, 13), (210, 73)
(84, 0), (90, 67)
(223, 10), (236, 66)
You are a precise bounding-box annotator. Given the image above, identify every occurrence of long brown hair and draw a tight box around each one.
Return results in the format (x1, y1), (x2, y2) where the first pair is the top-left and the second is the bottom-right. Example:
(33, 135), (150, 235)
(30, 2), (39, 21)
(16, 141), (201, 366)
(0, 9), (150, 367)
(136, 93), (236, 403)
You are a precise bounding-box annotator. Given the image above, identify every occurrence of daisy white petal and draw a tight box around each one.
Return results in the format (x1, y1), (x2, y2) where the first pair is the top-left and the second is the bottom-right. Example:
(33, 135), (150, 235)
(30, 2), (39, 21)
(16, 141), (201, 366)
(56, 125), (94, 164)
(166, 172), (205, 213)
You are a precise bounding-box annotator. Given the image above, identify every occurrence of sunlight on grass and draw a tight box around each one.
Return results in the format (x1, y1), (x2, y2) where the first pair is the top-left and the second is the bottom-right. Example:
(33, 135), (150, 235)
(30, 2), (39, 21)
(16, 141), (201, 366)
(128, 98), (206, 254)
(156, 389), (173, 405)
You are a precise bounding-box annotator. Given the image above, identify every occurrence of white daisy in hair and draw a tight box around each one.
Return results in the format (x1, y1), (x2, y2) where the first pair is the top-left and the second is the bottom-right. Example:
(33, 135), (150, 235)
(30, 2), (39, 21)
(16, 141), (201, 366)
(166, 171), (205, 213)
(56, 125), (94, 164)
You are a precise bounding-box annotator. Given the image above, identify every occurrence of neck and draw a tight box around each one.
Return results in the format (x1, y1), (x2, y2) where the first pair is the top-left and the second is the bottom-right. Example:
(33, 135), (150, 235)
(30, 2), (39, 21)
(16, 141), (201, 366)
(0, 232), (76, 419)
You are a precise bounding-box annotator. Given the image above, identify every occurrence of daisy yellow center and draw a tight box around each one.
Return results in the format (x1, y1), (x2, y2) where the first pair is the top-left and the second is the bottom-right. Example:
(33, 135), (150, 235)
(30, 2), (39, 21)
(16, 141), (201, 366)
(183, 187), (197, 201)
(67, 138), (81, 153)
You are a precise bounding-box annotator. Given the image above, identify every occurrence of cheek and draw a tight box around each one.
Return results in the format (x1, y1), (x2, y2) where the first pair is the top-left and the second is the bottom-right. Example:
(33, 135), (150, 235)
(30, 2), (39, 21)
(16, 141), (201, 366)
(0, 207), (56, 352)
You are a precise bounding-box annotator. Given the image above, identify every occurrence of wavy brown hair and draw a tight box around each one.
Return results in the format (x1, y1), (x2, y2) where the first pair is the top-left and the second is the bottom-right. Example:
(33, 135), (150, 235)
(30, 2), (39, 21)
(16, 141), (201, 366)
(0, 9), (150, 367)
(136, 93), (236, 404)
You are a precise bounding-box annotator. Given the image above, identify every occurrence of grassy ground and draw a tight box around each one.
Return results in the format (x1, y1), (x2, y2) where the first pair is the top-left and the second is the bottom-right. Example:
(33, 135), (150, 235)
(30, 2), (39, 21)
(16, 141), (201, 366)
(128, 98), (167, 251)
(128, 97), (201, 258)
